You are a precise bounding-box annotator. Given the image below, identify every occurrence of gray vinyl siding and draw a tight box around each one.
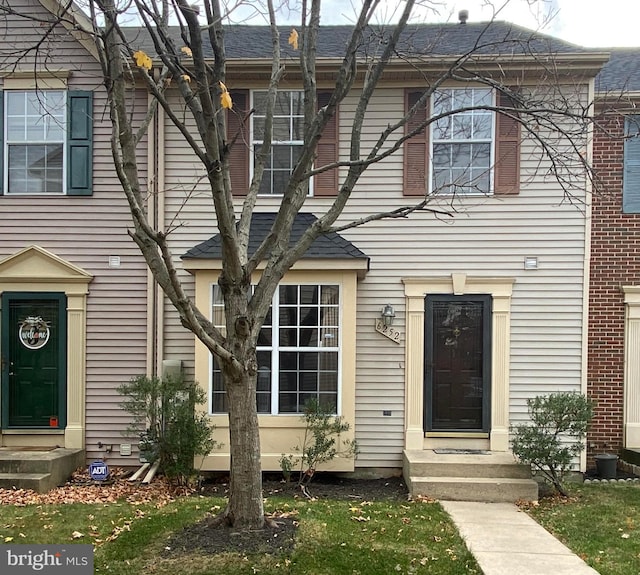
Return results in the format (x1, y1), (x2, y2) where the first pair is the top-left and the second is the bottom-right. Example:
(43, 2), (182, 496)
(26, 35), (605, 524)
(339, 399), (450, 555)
(0, 1), (149, 465)
(161, 84), (589, 469)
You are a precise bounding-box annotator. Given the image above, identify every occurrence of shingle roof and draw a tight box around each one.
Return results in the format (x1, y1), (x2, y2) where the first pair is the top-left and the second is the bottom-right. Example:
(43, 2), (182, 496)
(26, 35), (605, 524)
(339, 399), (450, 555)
(182, 212), (369, 262)
(595, 49), (640, 93)
(124, 21), (589, 60)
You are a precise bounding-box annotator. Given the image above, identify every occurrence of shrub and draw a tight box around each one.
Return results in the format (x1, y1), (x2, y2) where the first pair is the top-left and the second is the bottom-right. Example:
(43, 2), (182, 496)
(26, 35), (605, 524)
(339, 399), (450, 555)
(511, 392), (594, 496)
(280, 399), (358, 493)
(118, 374), (216, 485)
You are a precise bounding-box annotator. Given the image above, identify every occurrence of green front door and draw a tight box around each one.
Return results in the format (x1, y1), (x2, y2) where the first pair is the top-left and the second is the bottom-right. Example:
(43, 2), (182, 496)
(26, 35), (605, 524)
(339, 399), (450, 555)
(1, 293), (67, 428)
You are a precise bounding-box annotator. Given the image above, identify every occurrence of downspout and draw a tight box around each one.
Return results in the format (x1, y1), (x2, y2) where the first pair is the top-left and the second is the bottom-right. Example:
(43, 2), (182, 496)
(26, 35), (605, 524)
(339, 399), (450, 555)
(155, 80), (166, 376)
(145, 70), (165, 377)
(145, 80), (157, 377)
(580, 77), (596, 472)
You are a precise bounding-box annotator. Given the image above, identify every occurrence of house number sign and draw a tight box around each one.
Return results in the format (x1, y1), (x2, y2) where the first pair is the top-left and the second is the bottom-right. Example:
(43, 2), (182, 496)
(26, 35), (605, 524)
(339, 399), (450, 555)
(375, 319), (401, 344)
(18, 316), (51, 350)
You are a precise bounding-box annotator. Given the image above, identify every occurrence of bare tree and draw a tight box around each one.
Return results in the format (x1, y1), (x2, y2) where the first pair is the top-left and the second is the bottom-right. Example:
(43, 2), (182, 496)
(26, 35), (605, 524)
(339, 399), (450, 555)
(1, 0), (604, 529)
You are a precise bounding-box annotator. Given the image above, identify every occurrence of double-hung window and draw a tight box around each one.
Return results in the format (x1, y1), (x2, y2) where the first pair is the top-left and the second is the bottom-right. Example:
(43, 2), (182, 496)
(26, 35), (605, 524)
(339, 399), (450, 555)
(431, 88), (494, 195)
(5, 91), (65, 194)
(1, 89), (92, 196)
(211, 283), (341, 415)
(252, 90), (305, 195)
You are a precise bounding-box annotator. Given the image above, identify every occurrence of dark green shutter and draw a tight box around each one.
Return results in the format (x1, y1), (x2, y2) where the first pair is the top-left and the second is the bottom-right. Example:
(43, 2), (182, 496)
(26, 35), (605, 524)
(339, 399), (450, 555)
(67, 91), (93, 196)
(0, 90), (4, 195)
(624, 115), (640, 213)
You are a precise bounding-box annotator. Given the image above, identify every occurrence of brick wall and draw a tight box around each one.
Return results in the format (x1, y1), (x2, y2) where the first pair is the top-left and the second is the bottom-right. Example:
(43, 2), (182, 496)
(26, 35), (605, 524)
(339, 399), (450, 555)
(588, 112), (640, 462)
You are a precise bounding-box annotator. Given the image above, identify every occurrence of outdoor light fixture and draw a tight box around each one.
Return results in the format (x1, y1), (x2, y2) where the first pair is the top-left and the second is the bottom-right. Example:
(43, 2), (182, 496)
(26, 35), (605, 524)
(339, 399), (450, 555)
(381, 304), (396, 326)
(524, 256), (539, 270)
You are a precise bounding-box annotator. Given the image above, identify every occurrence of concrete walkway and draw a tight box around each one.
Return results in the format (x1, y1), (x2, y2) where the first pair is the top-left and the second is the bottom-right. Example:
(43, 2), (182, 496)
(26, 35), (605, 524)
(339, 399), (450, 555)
(441, 501), (600, 575)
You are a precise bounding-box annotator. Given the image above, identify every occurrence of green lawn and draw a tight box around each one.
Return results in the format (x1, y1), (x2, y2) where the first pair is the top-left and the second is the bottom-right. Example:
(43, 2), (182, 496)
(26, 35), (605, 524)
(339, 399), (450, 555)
(527, 482), (640, 575)
(0, 494), (480, 575)
(5, 481), (638, 574)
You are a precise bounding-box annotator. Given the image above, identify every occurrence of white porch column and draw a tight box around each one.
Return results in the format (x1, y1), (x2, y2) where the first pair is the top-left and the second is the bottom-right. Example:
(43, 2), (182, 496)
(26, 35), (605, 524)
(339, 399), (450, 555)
(623, 286), (640, 449)
(404, 295), (425, 450)
(65, 292), (87, 449)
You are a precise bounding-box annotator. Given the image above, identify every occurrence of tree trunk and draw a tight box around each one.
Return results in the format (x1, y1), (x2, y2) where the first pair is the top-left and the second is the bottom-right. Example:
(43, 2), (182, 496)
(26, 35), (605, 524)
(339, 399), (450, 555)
(224, 365), (265, 529)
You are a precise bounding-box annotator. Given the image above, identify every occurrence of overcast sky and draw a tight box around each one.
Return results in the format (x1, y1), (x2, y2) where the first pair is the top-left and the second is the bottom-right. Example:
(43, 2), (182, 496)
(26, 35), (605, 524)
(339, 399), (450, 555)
(233, 0), (640, 48)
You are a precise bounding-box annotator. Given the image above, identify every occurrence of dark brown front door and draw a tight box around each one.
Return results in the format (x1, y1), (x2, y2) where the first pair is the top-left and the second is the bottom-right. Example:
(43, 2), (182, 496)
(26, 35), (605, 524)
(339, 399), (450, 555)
(425, 295), (491, 432)
(1, 293), (67, 428)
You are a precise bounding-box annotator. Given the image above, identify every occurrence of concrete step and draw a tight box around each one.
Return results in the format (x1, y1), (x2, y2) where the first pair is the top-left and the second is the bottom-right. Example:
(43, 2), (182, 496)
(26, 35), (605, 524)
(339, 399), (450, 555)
(0, 472), (53, 492)
(409, 476), (539, 503)
(403, 449), (532, 479)
(0, 448), (85, 492)
(0, 455), (54, 474)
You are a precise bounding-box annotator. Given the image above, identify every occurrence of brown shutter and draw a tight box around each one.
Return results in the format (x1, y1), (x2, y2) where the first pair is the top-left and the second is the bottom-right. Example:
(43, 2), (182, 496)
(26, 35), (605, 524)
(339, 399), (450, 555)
(227, 89), (250, 196)
(403, 89), (429, 196)
(494, 91), (521, 195)
(314, 91), (339, 196)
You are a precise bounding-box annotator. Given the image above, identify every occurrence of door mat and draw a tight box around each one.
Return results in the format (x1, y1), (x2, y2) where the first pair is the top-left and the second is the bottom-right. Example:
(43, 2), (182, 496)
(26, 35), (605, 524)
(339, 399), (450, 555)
(433, 449), (491, 455)
(0, 446), (58, 451)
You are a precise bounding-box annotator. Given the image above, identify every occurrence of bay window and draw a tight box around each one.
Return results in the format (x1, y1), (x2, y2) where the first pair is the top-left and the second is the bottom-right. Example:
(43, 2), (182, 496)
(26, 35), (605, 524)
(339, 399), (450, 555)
(211, 283), (341, 415)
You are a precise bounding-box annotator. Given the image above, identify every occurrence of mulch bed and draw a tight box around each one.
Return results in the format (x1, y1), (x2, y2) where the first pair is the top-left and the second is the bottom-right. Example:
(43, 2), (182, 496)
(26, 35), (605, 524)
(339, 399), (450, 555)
(164, 473), (408, 557)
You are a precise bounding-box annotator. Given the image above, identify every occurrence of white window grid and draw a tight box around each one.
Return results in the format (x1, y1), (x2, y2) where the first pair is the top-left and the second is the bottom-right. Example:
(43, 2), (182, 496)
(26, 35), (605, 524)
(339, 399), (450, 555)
(251, 90), (306, 196)
(430, 88), (494, 196)
(210, 283), (342, 416)
(4, 90), (66, 195)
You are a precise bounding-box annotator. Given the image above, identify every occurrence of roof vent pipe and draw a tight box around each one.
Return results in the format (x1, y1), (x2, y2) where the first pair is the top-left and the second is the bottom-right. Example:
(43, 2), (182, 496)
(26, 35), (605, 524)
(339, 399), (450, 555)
(458, 10), (469, 24)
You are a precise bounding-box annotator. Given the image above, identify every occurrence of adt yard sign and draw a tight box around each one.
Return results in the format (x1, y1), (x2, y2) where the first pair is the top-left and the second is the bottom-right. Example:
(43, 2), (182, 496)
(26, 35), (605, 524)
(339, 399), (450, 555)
(89, 461), (109, 481)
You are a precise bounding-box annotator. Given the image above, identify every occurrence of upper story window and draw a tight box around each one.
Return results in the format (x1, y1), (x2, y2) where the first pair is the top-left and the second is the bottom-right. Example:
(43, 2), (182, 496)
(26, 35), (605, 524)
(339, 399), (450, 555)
(252, 90), (305, 195)
(211, 283), (341, 415)
(431, 88), (494, 195)
(5, 91), (65, 194)
(623, 115), (640, 214)
(0, 89), (93, 196)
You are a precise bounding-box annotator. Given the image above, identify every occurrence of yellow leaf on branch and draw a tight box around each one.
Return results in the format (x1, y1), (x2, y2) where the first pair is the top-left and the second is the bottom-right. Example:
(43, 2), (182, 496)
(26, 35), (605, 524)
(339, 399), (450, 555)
(288, 29), (299, 50)
(180, 74), (191, 83)
(133, 50), (152, 71)
(219, 81), (233, 109)
(180, 46), (193, 57)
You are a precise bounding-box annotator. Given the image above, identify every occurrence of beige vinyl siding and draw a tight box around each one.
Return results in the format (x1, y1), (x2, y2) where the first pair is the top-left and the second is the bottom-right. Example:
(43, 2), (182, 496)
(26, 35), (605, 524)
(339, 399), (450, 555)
(334, 87), (587, 467)
(0, 2), (149, 465)
(160, 84), (589, 469)
(160, 95), (218, 380)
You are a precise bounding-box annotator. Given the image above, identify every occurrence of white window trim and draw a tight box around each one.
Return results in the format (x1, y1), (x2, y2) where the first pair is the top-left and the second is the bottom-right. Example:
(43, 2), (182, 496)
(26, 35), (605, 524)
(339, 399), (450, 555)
(209, 281), (343, 416)
(250, 90), (312, 196)
(429, 87), (495, 196)
(3, 90), (67, 196)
